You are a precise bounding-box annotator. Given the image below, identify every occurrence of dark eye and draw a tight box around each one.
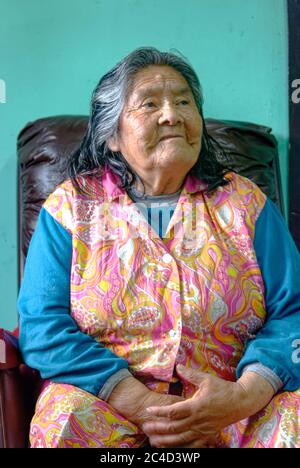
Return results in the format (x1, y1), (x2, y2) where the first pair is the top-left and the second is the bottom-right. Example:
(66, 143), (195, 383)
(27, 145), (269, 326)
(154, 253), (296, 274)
(143, 101), (156, 108)
(179, 99), (190, 105)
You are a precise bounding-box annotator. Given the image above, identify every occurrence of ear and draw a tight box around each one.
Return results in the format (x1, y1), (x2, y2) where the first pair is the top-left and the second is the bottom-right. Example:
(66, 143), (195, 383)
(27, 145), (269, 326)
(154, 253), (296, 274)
(107, 134), (120, 152)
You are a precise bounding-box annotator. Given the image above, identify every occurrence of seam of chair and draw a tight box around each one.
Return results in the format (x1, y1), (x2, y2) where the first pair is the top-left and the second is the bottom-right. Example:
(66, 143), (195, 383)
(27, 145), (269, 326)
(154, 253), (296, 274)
(0, 373), (7, 448)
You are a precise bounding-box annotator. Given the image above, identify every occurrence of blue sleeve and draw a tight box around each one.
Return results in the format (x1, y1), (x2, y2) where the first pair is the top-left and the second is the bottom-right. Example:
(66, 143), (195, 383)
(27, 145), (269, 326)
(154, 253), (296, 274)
(236, 198), (300, 391)
(18, 208), (129, 396)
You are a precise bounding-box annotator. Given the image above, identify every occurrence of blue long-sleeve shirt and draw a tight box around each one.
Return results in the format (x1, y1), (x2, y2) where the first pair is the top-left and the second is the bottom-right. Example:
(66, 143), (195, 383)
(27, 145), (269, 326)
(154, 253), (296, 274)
(18, 197), (300, 398)
(237, 197), (300, 390)
(17, 207), (130, 397)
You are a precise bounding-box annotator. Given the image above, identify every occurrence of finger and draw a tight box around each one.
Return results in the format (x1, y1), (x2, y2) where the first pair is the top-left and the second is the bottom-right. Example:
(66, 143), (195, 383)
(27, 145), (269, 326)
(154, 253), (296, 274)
(148, 431), (195, 448)
(146, 400), (192, 420)
(142, 417), (191, 436)
(178, 439), (209, 448)
(175, 433), (220, 449)
(200, 433), (221, 449)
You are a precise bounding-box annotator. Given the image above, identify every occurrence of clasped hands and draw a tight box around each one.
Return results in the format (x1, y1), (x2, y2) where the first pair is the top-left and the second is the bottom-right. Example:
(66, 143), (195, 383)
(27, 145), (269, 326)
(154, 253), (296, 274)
(108, 364), (275, 448)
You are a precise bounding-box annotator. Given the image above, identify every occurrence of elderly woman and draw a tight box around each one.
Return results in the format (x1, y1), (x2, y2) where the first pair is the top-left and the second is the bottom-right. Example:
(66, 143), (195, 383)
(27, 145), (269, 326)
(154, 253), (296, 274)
(18, 47), (300, 448)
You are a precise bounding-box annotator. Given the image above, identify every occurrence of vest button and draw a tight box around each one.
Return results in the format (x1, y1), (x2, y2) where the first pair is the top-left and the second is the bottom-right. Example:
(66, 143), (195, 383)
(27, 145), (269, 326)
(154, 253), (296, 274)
(162, 253), (173, 264)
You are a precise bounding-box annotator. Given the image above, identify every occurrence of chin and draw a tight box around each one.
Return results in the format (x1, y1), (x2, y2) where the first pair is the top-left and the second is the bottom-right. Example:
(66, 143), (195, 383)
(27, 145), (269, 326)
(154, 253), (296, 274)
(163, 151), (194, 161)
(161, 156), (196, 173)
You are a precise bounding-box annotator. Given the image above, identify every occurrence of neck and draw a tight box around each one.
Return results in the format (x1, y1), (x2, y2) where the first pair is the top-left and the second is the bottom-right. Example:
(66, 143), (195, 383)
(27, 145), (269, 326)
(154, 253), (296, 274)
(134, 171), (187, 196)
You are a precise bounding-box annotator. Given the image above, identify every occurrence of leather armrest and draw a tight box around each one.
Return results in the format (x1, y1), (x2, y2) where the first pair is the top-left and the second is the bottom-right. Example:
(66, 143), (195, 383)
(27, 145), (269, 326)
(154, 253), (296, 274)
(0, 328), (22, 370)
(0, 328), (43, 447)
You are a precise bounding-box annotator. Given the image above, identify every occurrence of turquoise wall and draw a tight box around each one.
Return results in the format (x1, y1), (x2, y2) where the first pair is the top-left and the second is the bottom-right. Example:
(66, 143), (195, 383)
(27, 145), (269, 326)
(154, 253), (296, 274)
(0, 0), (288, 330)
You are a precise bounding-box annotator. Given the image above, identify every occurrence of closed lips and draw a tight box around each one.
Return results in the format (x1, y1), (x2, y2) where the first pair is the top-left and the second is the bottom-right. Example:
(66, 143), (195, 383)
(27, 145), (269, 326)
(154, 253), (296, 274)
(160, 135), (183, 141)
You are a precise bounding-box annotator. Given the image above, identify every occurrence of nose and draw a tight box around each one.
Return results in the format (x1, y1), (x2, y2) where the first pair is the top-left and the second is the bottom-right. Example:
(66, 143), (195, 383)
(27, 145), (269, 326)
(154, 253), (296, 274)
(158, 103), (183, 126)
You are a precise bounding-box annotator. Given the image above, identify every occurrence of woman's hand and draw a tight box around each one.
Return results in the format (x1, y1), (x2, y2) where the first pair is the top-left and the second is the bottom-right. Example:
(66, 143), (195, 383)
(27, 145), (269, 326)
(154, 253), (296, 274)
(107, 376), (184, 428)
(142, 364), (275, 448)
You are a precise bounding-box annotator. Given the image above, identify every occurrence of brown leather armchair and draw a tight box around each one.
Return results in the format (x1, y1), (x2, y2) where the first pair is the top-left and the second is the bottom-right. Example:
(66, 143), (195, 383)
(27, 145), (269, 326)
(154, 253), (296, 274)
(0, 116), (284, 448)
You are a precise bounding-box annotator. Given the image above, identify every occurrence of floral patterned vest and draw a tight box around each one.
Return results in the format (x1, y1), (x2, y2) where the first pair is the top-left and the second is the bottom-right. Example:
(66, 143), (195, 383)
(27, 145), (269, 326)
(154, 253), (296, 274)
(44, 168), (266, 396)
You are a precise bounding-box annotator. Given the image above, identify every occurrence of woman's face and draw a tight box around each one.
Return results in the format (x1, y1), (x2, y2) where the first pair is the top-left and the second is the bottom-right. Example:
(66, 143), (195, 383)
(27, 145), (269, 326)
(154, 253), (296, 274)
(108, 65), (203, 181)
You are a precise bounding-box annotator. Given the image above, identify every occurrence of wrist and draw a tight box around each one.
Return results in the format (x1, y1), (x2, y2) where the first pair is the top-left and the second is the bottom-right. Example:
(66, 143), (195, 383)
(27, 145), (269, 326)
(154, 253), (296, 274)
(107, 376), (151, 424)
(234, 371), (275, 421)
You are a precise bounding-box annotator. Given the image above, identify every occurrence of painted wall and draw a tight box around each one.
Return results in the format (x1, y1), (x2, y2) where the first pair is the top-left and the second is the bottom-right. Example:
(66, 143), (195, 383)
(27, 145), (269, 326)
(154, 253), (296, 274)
(0, 0), (288, 330)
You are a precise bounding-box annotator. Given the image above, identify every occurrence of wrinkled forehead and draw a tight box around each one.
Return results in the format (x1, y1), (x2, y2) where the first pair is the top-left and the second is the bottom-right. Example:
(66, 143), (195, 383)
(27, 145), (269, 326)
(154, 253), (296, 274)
(126, 65), (193, 103)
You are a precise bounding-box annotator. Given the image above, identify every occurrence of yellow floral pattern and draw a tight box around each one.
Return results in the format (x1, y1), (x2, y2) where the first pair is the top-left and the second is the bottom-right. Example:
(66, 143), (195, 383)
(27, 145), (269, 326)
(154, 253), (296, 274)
(29, 168), (300, 448)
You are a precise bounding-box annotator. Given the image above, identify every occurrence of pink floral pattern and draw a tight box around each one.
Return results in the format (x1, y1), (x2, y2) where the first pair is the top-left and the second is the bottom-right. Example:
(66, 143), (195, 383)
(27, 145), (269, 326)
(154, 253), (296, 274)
(29, 168), (300, 448)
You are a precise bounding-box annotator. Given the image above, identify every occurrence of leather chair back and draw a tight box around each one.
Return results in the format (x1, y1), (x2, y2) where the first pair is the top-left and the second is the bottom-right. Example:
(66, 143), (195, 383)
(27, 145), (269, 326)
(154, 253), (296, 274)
(18, 115), (283, 281)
